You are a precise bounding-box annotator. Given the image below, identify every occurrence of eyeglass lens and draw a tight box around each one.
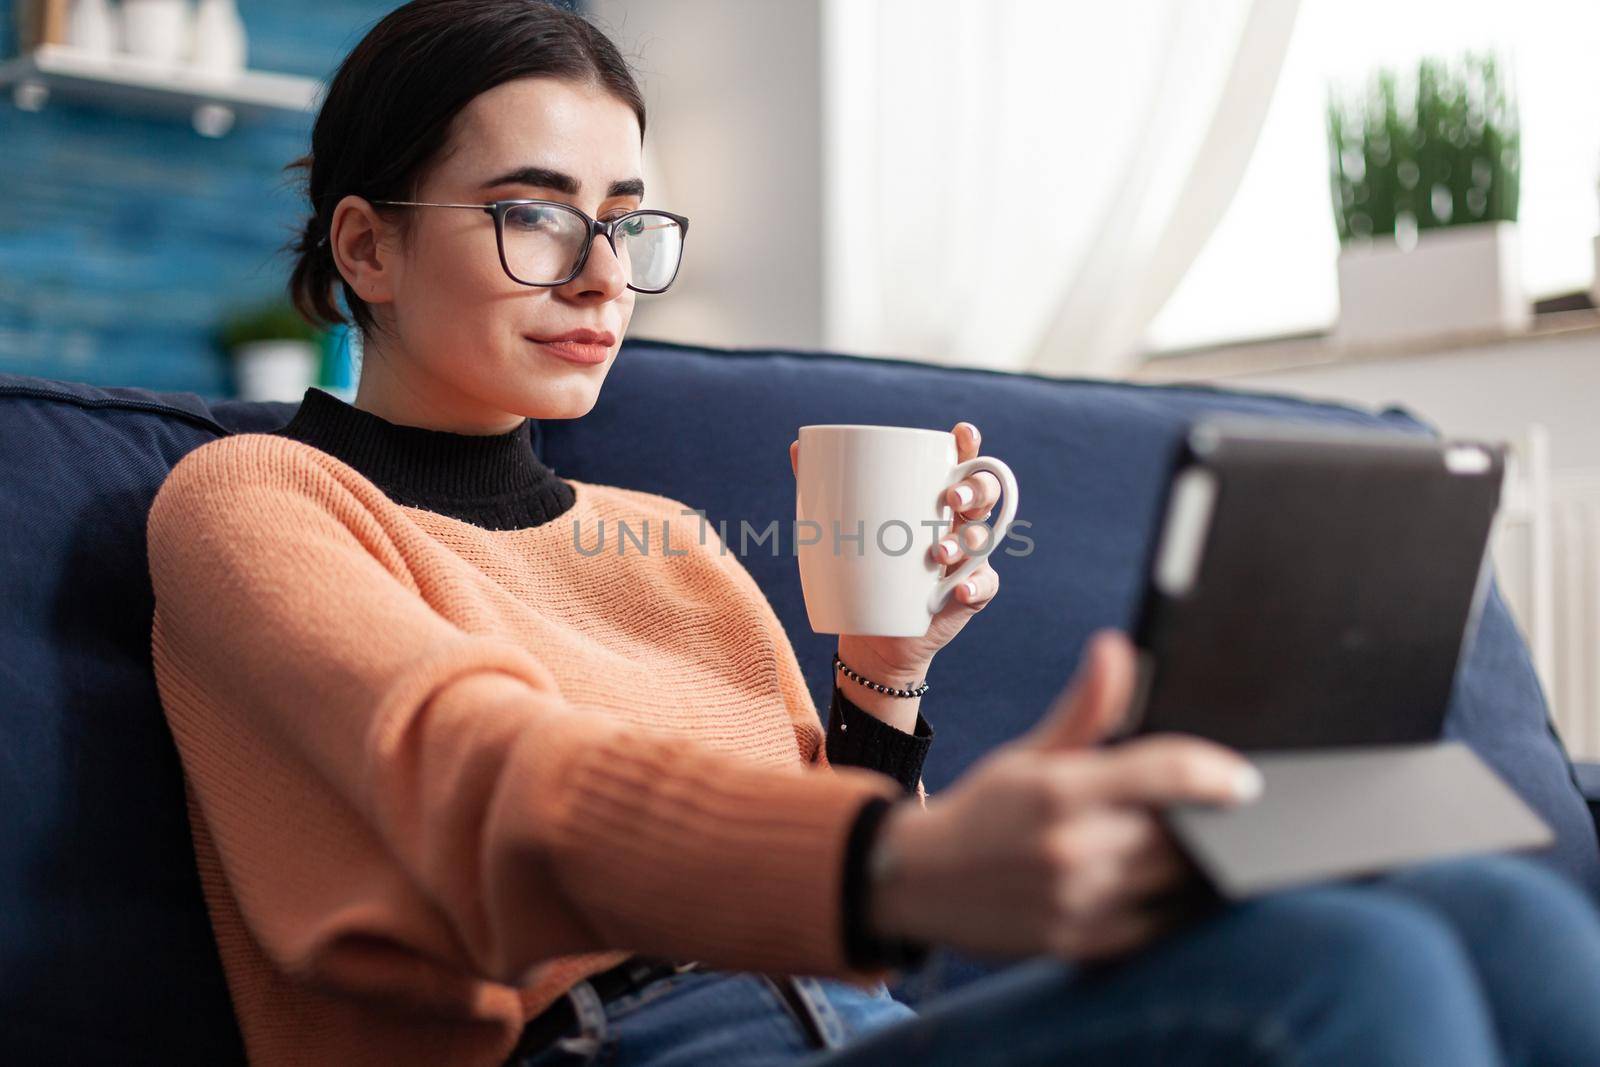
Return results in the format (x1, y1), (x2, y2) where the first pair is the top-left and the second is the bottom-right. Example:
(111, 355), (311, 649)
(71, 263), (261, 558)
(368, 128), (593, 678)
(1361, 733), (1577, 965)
(502, 204), (683, 290)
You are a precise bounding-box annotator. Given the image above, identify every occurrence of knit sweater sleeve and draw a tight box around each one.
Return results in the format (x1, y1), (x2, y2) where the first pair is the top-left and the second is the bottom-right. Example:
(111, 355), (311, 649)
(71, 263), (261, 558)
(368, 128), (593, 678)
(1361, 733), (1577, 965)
(145, 439), (907, 1000)
(696, 521), (933, 810)
(826, 681), (934, 799)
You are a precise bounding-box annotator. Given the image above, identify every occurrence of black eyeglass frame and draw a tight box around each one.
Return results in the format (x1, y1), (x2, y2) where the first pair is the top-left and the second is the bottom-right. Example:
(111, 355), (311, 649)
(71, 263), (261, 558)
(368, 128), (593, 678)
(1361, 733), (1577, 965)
(368, 198), (690, 294)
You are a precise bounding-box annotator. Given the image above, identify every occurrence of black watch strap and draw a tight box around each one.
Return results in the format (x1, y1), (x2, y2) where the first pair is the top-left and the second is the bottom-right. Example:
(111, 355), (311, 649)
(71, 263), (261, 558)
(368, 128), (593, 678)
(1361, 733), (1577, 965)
(841, 794), (932, 971)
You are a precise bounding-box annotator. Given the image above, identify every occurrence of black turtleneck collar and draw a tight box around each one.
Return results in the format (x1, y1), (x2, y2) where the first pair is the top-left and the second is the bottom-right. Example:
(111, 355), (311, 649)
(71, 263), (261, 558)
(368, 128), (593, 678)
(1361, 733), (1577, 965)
(270, 387), (577, 531)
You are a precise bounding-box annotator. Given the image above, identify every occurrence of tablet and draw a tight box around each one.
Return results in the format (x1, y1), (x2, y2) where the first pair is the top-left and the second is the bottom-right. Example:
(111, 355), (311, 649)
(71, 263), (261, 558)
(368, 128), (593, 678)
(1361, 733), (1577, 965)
(1109, 415), (1552, 898)
(1118, 415), (1506, 751)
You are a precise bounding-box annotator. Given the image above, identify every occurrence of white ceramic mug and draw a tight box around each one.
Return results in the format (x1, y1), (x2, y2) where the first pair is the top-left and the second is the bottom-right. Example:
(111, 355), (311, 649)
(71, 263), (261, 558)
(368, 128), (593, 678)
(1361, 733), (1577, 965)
(795, 424), (1020, 637)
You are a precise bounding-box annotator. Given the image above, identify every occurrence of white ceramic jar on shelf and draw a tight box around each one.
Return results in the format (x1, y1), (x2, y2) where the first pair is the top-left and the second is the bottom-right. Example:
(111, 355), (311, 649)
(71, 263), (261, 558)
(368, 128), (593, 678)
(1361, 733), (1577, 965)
(120, 0), (193, 69)
(189, 0), (248, 80)
(66, 0), (120, 56)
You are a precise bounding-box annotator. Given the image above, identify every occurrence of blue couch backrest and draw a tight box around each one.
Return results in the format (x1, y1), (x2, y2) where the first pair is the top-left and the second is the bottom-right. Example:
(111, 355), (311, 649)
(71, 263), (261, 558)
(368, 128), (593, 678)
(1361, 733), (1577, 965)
(2, 338), (1594, 1061)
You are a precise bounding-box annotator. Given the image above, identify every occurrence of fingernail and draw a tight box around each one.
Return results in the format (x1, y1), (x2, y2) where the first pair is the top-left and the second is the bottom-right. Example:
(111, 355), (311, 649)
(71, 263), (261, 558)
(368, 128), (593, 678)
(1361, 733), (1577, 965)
(954, 485), (974, 508)
(962, 580), (977, 598)
(1232, 764), (1263, 803)
(941, 538), (958, 559)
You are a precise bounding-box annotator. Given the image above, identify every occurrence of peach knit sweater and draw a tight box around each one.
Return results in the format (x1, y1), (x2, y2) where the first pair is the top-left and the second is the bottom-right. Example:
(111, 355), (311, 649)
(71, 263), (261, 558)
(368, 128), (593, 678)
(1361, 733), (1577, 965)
(146, 430), (920, 1067)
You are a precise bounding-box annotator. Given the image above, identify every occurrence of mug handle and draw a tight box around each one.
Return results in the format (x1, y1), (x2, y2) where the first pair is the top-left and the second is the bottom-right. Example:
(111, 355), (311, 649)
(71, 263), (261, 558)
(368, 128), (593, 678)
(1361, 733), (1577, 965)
(928, 455), (1019, 615)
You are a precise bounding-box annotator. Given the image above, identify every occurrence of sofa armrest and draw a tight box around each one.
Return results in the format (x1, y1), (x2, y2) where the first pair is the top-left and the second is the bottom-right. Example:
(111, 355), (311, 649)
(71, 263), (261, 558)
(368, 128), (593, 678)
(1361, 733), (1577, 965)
(1573, 762), (1600, 828)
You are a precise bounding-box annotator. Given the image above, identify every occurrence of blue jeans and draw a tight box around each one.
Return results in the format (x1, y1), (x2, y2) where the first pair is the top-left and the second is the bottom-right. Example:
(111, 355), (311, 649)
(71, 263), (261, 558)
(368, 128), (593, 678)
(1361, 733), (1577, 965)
(511, 853), (1600, 1066)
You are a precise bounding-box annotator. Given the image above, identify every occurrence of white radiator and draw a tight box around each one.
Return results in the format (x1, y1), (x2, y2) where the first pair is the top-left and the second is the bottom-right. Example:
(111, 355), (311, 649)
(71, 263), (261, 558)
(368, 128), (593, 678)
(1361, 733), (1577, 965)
(1492, 425), (1600, 760)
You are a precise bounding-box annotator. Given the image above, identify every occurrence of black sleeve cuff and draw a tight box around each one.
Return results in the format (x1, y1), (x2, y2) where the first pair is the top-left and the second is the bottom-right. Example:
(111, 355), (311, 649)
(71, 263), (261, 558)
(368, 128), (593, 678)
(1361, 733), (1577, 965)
(825, 682), (934, 795)
(841, 794), (933, 972)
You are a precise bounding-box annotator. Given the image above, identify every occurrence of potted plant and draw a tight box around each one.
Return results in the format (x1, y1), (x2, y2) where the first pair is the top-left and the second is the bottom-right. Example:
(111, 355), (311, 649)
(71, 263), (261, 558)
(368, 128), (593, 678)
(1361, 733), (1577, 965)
(1327, 51), (1527, 347)
(217, 298), (325, 402)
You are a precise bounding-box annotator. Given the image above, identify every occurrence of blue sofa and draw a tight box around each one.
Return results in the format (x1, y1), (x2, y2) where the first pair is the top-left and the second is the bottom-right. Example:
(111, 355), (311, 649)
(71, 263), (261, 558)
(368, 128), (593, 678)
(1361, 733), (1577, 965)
(4, 338), (1597, 1064)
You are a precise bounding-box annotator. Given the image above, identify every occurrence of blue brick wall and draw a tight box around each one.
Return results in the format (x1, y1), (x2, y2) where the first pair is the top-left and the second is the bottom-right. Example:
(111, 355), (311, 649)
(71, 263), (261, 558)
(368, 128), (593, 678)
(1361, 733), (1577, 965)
(0, 0), (579, 400)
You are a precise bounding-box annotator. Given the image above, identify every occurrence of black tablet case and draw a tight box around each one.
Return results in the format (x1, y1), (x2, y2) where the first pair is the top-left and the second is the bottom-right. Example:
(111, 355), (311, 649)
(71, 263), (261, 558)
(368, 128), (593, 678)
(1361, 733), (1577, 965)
(1122, 416), (1505, 751)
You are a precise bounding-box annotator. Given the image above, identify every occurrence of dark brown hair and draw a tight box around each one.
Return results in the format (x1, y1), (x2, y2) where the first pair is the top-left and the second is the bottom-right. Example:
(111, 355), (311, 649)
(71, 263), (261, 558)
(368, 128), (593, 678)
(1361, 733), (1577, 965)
(284, 0), (647, 338)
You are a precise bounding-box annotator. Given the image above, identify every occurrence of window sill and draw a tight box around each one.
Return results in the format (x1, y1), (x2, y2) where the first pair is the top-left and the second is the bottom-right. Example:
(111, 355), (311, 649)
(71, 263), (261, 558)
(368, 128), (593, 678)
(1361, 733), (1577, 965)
(1135, 306), (1600, 385)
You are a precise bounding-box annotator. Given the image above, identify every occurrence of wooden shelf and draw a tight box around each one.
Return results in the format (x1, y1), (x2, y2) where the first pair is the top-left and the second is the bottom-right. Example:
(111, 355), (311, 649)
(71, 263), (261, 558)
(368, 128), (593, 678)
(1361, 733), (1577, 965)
(0, 43), (323, 137)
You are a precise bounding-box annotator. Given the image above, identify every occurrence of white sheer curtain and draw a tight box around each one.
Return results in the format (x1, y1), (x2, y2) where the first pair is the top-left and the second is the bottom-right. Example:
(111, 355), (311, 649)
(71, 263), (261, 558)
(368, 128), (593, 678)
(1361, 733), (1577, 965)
(821, 0), (1302, 378)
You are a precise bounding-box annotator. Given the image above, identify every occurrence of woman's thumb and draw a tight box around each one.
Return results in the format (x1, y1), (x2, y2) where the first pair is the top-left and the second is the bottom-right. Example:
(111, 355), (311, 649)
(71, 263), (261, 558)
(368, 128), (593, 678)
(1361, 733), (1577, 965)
(1019, 629), (1137, 751)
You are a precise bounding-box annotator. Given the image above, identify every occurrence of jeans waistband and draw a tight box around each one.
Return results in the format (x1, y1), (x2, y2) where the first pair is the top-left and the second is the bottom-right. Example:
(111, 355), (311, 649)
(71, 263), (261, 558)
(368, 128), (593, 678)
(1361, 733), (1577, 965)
(508, 954), (705, 1062)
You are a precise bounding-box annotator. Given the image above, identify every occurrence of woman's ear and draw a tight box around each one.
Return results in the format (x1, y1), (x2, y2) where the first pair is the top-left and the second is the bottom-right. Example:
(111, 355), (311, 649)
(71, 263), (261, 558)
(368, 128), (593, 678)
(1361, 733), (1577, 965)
(330, 195), (398, 306)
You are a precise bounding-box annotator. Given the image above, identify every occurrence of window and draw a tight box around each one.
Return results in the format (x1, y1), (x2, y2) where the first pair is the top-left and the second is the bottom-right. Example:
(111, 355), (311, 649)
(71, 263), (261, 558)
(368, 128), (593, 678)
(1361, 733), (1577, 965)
(1146, 0), (1600, 353)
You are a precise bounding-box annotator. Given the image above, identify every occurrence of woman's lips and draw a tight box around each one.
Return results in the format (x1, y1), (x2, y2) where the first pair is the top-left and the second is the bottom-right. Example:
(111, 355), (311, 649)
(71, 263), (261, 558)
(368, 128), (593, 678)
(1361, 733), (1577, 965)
(529, 338), (611, 365)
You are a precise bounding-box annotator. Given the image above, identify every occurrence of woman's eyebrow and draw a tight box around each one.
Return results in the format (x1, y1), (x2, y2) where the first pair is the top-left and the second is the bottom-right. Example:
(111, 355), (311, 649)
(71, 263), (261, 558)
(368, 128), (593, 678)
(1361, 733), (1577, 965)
(478, 165), (643, 199)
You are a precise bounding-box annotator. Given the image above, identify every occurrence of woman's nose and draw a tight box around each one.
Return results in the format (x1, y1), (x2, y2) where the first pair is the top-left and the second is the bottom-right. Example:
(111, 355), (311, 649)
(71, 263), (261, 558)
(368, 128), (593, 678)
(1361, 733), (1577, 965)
(564, 232), (627, 299)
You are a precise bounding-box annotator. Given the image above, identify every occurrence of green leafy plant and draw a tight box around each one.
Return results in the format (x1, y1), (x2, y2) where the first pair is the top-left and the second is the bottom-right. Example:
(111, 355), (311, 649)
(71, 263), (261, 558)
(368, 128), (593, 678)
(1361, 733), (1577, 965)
(1326, 51), (1520, 245)
(216, 298), (325, 353)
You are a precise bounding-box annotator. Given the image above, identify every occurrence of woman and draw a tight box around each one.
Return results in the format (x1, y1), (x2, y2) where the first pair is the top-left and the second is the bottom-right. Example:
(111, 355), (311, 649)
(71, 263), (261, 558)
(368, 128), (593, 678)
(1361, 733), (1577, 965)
(144, 2), (1600, 1065)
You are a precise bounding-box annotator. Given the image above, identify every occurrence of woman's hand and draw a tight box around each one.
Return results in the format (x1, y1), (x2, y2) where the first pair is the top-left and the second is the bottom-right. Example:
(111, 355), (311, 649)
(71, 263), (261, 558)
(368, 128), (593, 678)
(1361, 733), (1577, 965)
(789, 421), (1005, 683)
(866, 630), (1263, 962)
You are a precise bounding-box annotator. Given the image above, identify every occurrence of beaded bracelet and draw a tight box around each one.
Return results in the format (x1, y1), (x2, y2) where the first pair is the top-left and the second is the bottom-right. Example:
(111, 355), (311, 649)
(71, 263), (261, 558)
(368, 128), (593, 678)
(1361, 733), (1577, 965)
(833, 651), (930, 699)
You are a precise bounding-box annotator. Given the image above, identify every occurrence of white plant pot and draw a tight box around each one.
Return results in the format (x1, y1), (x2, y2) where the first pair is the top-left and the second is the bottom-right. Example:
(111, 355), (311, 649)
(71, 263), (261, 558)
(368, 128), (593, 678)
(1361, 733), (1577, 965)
(233, 340), (318, 402)
(1334, 220), (1529, 349)
(120, 0), (192, 69)
(1591, 234), (1600, 311)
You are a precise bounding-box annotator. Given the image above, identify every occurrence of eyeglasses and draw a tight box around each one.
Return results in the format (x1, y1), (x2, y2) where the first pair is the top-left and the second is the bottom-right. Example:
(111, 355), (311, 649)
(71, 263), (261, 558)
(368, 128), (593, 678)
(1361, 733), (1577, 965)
(368, 198), (690, 294)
